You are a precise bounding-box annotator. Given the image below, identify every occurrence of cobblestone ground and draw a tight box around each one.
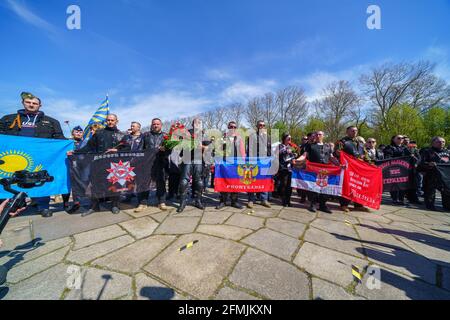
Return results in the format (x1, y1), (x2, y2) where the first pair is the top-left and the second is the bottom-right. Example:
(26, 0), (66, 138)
(1, 190), (450, 300)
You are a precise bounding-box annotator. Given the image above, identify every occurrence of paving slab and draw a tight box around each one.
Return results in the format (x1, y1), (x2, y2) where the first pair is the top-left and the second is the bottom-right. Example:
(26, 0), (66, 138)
(304, 227), (365, 258)
(154, 216), (200, 235)
(197, 224), (253, 241)
(144, 233), (245, 299)
(6, 246), (70, 284)
(0, 220), (33, 252)
(316, 212), (359, 224)
(200, 211), (234, 225)
(92, 235), (177, 273)
(0, 237), (71, 267)
(362, 243), (438, 285)
(149, 211), (170, 223)
(72, 225), (127, 251)
(266, 218), (307, 239)
(278, 209), (316, 224)
(312, 278), (366, 300)
(1, 263), (69, 300)
(294, 242), (368, 287)
(248, 209), (279, 218)
(241, 228), (300, 261)
(355, 224), (413, 252)
(397, 238), (450, 266)
(66, 235), (134, 265)
(124, 206), (163, 218)
(32, 210), (131, 242)
(225, 213), (265, 230)
(135, 273), (187, 300)
(356, 267), (450, 300)
(310, 219), (359, 238)
(229, 248), (309, 300)
(346, 211), (392, 224)
(119, 217), (159, 239)
(65, 267), (133, 300)
(215, 286), (261, 300)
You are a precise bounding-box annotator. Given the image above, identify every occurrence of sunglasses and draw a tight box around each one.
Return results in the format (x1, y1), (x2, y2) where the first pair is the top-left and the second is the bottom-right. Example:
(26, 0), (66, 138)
(228, 126), (237, 129)
(368, 141), (376, 143)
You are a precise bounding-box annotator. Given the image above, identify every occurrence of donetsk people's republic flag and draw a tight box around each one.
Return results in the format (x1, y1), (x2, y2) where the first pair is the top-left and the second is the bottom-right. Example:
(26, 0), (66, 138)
(214, 157), (274, 193)
(291, 161), (344, 196)
(0, 135), (73, 198)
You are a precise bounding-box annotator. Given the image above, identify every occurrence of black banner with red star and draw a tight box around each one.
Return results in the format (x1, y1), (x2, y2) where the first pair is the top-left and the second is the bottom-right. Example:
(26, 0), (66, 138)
(68, 150), (158, 199)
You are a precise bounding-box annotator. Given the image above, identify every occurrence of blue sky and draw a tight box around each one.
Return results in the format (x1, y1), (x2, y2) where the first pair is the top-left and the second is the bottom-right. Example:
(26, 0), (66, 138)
(0, 0), (449, 134)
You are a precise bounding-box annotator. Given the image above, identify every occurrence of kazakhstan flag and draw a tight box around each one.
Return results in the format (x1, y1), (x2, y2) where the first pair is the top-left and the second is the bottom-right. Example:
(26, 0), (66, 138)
(0, 135), (73, 198)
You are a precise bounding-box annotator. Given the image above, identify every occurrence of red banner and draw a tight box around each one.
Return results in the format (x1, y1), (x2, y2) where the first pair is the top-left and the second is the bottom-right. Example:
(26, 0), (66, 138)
(340, 152), (383, 210)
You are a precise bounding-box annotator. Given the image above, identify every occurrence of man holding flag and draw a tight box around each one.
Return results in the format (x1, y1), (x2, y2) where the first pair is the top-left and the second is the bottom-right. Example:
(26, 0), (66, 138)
(0, 92), (66, 218)
(75, 114), (125, 216)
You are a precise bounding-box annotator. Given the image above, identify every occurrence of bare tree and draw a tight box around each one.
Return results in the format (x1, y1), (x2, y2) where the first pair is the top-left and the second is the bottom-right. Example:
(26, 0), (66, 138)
(245, 97), (265, 129)
(315, 80), (360, 142)
(276, 86), (309, 131)
(408, 74), (450, 113)
(224, 102), (246, 128)
(360, 60), (445, 131)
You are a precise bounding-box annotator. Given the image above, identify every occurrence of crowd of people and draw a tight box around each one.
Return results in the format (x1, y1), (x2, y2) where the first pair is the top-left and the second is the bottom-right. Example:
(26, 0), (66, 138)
(0, 92), (449, 219)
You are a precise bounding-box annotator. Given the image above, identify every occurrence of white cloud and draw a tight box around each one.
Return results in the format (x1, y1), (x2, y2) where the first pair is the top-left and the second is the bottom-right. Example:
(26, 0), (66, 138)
(6, 0), (56, 34)
(424, 46), (450, 82)
(220, 80), (277, 103)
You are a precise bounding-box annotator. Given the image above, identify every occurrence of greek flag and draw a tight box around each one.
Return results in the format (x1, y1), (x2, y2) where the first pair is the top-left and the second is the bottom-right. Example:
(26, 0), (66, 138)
(82, 96), (110, 141)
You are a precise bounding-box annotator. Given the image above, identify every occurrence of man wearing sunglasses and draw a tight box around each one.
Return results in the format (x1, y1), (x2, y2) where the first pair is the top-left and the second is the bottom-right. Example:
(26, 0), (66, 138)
(216, 121), (245, 209)
(365, 138), (384, 163)
(246, 120), (271, 208)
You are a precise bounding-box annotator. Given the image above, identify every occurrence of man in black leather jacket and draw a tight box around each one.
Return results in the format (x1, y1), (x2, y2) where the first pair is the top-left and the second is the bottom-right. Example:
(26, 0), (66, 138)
(419, 137), (450, 211)
(76, 114), (124, 216)
(137, 118), (169, 212)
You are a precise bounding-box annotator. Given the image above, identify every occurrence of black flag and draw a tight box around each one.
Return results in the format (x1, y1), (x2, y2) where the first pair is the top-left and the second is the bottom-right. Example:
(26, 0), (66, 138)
(436, 164), (450, 191)
(376, 157), (416, 192)
(69, 150), (158, 199)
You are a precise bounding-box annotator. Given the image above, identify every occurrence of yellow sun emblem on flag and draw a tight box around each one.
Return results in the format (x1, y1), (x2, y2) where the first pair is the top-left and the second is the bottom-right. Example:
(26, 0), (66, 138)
(0, 150), (43, 177)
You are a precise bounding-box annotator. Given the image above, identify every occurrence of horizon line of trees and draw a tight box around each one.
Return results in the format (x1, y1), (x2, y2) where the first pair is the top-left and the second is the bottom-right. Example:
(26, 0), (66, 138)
(152, 60), (449, 147)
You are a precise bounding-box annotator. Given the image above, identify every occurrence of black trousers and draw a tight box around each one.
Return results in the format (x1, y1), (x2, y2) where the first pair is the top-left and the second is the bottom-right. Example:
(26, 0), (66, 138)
(179, 163), (204, 199)
(423, 173), (450, 210)
(219, 192), (239, 203)
(309, 192), (328, 207)
(278, 170), (292, 205)
(390, 190), (405, 202)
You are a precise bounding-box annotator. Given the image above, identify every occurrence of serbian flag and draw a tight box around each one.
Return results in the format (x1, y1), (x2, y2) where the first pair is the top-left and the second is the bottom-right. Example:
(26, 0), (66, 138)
(340, 152), (383, 210)
(214, 157), (275, 193)
(291, 161), (344, 196)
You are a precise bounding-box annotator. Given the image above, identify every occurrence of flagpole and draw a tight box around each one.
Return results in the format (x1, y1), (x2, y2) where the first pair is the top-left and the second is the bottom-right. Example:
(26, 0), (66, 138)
(64, 121), (72, 137)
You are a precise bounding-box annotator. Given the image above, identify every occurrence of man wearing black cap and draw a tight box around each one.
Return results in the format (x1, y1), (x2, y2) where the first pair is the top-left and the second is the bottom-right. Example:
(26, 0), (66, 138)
(0, 92), (65, 218)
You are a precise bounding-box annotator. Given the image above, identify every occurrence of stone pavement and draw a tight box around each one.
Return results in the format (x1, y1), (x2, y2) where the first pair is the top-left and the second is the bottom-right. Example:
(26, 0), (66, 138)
(1, 191), (450, 300)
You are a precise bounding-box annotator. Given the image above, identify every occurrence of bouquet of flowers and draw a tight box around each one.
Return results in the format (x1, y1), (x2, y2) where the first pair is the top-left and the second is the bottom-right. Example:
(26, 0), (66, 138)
(163, 122), (188, 150)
